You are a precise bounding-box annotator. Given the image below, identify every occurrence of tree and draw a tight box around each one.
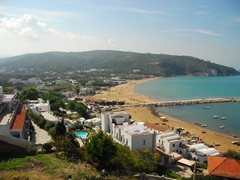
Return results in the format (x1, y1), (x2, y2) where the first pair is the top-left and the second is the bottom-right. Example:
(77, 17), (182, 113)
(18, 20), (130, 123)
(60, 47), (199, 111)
(84, 131), (117, 168)
(70, 121), (84, 131)
(48, 126), (57, 137)
(111, 144), (137, 171)
(42, 142), (53, 153)
(66, 100), (76, 111)
(55, 120), (66, 138)
(44, 121), (55, 131)
(135, 149), (160, 173)
(38, 117), (46, 129)
(222, 149), (240, 159)
(54, 133), (81, 160)
(20, 88), (39, 103)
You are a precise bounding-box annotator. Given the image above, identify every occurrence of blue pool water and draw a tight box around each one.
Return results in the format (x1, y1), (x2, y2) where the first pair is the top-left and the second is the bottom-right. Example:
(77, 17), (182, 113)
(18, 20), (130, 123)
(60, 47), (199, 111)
(75, 132), (87, 139)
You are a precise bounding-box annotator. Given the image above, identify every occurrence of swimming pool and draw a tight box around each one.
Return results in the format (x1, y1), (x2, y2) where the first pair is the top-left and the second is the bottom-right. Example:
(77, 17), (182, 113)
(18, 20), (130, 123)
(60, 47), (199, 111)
(75, 132), (87, 139)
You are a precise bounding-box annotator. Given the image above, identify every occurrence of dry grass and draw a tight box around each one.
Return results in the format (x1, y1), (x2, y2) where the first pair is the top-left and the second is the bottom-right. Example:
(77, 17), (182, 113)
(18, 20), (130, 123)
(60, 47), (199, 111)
(0, 153), (100, 180)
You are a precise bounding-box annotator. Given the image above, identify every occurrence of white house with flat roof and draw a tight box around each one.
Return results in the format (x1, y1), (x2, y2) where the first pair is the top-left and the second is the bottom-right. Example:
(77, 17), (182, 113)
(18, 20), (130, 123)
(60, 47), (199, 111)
(188, 143), (221, 163)
(0, 86), (31, 151)
(27, 98), (50, 115)
(113, 123), (154, 150)
(101, 111), (156, 151)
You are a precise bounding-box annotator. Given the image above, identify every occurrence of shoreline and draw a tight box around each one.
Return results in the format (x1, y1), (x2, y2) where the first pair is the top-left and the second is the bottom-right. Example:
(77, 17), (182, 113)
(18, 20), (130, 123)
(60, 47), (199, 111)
(91, 77), (240, 153)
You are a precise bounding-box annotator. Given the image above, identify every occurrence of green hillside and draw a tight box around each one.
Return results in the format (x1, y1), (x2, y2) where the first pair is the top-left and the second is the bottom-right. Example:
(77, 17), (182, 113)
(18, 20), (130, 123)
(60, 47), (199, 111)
(0, 50), (238, 76)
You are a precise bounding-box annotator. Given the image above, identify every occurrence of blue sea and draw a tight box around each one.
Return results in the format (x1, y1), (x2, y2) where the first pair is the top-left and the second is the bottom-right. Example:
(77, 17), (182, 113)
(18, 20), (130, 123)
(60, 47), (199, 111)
(135, 76), (240, 137)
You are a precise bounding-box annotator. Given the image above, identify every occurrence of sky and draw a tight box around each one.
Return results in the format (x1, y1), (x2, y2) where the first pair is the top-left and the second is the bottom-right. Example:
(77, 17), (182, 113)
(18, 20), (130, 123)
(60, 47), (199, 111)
(0, 0), (240, 68)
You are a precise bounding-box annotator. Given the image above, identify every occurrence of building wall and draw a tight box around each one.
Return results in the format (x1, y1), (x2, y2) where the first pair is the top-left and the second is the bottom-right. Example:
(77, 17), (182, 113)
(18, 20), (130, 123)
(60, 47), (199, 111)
(165, 140), (182, 153)
(116, 129), (131, 147)
(101, 113), (110, 133)
(190, 153), (207, 163)
(131, 133), (154, 151)
(0, 124), (10, 136)
(0, 133), (31, 151)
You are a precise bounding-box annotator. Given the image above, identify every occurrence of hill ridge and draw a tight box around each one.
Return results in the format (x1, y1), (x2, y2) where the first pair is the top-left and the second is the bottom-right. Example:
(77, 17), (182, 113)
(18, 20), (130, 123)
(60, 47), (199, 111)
(0, 50), (239, 77)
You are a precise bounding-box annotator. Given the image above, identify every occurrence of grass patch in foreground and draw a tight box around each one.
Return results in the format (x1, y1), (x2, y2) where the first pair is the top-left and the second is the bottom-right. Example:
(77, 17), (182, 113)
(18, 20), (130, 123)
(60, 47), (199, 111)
(34, 153), (55, 166)
(0, 156), (31, 171)
(156, 166), (182, 180)
(0, 152), (101, 180)
(164, 170), (182, 180)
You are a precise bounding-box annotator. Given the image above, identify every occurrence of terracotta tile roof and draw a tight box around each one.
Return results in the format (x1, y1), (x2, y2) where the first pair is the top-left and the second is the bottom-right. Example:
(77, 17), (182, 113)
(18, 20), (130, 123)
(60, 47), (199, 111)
(208, 156), (240, 179)
(11, 104), (26, 130)
(144, 122), (168, 132)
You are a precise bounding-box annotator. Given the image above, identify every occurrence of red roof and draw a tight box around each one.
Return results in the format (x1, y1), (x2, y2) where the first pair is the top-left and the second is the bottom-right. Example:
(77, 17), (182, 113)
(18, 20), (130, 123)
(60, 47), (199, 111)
(144, 122), (168, 132)
(208, 156), (240, 179)
(11, 104), (26, 130)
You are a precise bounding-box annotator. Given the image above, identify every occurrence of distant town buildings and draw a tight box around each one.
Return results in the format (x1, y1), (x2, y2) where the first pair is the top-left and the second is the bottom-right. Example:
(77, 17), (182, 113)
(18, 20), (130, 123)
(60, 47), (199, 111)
(8, 78), (44, 85)
(64, 91), (74, 98)
(133, 69), (140, 73)
(79, 87), (94, 96)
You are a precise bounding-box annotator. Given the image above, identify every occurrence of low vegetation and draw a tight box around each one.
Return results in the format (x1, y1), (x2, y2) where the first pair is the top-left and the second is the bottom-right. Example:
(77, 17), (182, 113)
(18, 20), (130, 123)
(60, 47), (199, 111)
(0, 153), (100, 180)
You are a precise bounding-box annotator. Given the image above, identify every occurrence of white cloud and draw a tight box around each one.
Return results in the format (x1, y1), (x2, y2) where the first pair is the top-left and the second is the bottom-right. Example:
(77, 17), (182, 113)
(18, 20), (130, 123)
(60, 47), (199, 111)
(0, 14), (50, 40)
(194, 29), (222, 36)
(20, 27), (39, 39)
(126, 8), (165, 14)
(0, 14), (97, 42)
(108, 38), (116, 46)
(0, 14), (100, 56)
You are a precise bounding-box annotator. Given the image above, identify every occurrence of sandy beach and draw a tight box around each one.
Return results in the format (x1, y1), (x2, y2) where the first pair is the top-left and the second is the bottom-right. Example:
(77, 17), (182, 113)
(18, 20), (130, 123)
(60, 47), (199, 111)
(92, 78), (240, 153)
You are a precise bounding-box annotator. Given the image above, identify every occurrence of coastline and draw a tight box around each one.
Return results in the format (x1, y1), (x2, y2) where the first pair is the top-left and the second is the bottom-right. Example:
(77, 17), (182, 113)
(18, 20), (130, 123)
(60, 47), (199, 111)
(92, 77), (240, 153)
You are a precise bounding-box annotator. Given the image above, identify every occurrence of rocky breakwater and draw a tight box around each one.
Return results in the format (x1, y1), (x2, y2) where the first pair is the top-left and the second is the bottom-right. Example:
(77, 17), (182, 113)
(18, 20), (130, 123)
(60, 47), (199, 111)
(137, 97), (240, 107)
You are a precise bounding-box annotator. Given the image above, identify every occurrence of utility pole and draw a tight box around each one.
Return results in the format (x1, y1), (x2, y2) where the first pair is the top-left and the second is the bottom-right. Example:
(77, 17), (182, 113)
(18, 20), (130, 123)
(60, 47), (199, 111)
(193, 162), (196, 180)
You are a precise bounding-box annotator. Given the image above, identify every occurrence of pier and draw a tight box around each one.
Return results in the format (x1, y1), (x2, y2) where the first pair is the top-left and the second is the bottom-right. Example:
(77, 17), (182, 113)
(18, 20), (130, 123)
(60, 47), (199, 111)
(127, 97), (240, 107)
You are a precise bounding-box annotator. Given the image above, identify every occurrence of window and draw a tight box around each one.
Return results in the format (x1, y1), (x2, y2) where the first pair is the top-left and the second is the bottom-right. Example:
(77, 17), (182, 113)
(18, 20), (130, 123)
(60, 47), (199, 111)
(143, 139), (145, 145)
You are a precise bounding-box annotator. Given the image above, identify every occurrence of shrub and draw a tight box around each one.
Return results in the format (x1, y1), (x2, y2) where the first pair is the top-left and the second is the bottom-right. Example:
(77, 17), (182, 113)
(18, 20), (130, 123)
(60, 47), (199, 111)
(42, 142), (53, 153)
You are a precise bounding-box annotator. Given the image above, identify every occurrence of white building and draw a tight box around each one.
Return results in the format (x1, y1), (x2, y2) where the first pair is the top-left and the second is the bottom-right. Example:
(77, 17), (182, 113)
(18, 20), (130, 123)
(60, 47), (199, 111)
(101, 111), (164, 151)
(28, 78), (43, 85)
(188, 143), (221, 163)
(8, 78), (22, 85)
(83, 118), (101, 127)
(100, 110), (221, 164)
(64, 91), (74, 98)
(27, 98), (50, 114)
(79, 88), (94, 95)
(0, 86), (31, 151)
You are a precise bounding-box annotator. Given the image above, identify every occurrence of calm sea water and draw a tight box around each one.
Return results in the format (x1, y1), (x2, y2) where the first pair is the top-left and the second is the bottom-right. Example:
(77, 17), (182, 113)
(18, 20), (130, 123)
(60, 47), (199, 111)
(135, 76), (240, 137)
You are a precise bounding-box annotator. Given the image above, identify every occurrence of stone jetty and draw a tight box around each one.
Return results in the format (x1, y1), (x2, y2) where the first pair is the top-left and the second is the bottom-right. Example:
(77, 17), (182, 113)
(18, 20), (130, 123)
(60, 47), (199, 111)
(127, 97), (240, 107)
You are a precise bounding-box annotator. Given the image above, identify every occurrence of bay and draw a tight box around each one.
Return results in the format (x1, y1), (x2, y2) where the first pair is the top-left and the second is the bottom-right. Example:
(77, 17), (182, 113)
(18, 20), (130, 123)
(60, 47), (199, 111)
(135, 76), (240, 137)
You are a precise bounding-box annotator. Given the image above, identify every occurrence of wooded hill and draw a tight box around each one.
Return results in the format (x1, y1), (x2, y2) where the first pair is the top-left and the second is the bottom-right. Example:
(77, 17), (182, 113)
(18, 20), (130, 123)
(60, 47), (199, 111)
(0, 50), (239, 77)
